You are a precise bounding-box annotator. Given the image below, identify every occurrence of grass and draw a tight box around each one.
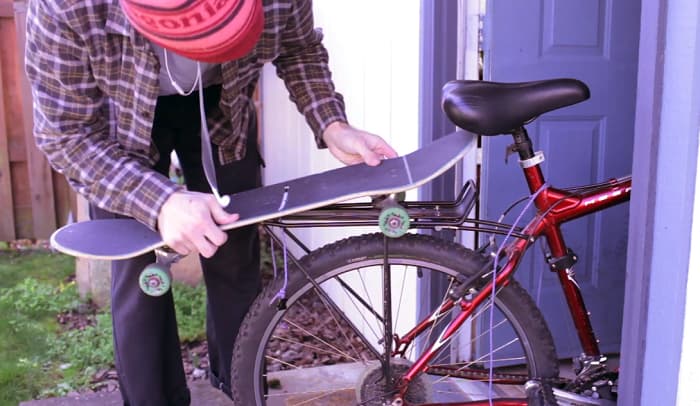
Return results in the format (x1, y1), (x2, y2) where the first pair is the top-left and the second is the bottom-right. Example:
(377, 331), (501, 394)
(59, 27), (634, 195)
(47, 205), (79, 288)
(0, 248), (208, 405)
(0, 250), (75, 405)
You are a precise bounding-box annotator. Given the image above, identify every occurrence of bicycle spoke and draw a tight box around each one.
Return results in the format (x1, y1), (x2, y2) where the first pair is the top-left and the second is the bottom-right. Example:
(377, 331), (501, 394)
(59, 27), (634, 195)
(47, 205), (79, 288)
(272, 331), (359, 363)
(322, 282), (382, 356)
(236, 234), (558, 405)
(335, 274), (385, 323)
(311, 303), (366, 360)
(264, 386), (356, 406)
(336, 274), (383, 343)
(417, 276), (459, 358)
(264, 355), (300, 370)
(358, 268), (385, 336)
(415, 283), (507, 367)
(393, 264), (409, 334)
(286, 388), (355, 406)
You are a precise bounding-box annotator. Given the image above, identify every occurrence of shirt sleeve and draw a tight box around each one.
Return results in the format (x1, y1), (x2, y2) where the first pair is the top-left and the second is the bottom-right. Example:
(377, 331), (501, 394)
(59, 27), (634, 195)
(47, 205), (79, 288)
(25, 0), (182, 229)
(272, 0), (348, 148)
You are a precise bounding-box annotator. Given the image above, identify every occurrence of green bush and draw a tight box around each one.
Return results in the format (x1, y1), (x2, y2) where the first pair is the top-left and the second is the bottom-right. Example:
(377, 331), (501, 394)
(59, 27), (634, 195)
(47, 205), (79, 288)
(0, 278), (78, 317)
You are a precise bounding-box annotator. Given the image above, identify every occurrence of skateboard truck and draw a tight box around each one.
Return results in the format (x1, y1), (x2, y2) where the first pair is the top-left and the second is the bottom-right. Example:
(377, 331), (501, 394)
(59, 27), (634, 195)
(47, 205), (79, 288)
(376, 193), (410, 238)
(138, 248), (182, 297)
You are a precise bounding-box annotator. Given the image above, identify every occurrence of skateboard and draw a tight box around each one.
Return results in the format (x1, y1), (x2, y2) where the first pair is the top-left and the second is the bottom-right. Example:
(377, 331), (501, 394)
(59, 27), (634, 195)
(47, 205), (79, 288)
(51, 131), (475, 295)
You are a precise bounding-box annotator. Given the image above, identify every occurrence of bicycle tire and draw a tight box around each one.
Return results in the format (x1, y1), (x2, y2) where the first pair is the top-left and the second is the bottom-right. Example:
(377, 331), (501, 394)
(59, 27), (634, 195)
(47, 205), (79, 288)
(231, 233), (558, 405)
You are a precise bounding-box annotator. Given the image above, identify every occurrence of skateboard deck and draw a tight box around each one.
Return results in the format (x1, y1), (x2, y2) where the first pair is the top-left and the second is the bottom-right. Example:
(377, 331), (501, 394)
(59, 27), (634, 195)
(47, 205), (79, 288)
(51, 131), (475, 260)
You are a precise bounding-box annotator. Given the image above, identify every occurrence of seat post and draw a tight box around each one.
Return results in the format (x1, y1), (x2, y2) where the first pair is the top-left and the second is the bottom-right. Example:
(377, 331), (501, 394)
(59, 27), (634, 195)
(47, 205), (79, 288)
(511, 127), (548, 196)
(511, 127), (535, 160)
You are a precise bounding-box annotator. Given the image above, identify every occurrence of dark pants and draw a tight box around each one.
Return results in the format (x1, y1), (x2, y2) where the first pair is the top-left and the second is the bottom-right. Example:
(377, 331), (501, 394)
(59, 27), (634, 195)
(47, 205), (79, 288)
(92, 85), (262, 405)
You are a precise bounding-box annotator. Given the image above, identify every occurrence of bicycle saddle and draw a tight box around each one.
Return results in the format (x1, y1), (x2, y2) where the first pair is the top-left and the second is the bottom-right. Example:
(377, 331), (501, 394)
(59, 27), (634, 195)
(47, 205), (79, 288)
(442, 79), (590, 135)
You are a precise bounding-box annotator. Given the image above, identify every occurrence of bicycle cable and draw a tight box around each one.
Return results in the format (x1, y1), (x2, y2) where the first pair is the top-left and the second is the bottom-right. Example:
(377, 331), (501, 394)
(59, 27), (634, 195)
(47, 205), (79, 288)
(487, 196), (530, 249)
(268, 228), (290, 306)
(488, 182), (549, 405)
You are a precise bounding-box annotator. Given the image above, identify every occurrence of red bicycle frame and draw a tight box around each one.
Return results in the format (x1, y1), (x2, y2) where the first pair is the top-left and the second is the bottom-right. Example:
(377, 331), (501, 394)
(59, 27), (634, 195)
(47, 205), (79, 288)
(391, 127), (632, 405)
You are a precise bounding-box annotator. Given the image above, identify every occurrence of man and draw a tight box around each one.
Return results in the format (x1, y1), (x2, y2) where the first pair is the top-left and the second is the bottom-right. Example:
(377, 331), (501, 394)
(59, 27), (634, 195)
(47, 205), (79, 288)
(25, 0), (397, 404)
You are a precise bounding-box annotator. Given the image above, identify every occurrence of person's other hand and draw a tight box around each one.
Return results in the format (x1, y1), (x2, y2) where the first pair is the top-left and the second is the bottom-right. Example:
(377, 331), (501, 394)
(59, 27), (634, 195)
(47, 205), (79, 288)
(157, 191), (239, 258)
(322, 121), (398, 166)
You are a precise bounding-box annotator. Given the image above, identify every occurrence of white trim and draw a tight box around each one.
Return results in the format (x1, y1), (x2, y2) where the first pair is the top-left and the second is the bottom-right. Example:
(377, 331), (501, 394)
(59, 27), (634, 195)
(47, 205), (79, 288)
(458, 0), (483, 251)
(677, 127), (700, 405)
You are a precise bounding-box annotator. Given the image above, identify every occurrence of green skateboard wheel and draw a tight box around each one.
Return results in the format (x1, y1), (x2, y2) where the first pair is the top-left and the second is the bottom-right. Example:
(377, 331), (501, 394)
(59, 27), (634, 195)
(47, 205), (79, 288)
(379, 206), (410, 238)
(139, 263), (172, 297)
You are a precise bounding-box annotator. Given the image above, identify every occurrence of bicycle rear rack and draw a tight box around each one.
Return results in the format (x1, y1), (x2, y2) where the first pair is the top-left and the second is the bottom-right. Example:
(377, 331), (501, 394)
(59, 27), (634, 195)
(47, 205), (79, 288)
(266, 179), (529, 240)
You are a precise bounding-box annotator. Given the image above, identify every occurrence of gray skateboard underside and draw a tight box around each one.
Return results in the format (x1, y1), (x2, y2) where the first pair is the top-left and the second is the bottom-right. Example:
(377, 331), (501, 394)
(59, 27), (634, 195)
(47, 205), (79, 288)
(51, 131), (475, 259)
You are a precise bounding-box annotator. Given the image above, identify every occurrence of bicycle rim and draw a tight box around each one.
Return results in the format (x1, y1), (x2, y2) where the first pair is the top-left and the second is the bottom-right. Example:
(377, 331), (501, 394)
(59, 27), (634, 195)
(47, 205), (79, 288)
(232, 233), (558, 405)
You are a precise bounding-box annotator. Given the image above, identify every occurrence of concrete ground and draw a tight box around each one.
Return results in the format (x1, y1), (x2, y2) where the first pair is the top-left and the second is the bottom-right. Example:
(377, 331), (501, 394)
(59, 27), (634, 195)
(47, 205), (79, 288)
(16, 362), (507, 406)
(19, 358), (619, 405)
(18, 380), (232, 406)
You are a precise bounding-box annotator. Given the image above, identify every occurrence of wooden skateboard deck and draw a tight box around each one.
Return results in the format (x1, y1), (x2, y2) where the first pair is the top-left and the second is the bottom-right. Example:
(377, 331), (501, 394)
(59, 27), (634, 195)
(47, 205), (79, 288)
(51, 131), (475, 260)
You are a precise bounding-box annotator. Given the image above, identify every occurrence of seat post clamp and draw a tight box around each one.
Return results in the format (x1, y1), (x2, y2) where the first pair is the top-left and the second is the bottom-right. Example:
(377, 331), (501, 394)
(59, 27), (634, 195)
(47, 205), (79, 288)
(519, 151), (545, 168)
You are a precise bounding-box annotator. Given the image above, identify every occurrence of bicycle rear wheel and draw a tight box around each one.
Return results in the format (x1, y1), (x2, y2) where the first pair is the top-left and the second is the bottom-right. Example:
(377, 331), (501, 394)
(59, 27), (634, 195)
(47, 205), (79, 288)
(231, 233), (558, 405)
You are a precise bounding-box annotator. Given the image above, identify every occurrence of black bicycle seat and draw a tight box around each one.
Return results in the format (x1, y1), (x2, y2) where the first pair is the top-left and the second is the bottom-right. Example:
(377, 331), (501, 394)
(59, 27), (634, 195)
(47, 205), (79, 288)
(442, 79), (590, 135)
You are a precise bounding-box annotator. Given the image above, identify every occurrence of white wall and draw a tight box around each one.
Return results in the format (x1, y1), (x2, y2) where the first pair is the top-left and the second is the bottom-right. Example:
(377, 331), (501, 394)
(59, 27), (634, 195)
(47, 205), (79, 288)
(261, 0), (420, 248)
(260, 0), (421, 348)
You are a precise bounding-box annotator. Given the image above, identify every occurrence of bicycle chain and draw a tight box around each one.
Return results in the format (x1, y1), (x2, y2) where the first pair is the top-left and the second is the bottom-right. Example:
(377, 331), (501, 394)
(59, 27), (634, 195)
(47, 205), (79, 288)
(425, 366), (568, 386)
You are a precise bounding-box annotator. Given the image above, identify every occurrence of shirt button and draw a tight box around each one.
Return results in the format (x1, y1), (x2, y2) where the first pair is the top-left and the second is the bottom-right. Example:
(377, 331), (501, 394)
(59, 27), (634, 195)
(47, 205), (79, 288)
(139, 110), (153, 120)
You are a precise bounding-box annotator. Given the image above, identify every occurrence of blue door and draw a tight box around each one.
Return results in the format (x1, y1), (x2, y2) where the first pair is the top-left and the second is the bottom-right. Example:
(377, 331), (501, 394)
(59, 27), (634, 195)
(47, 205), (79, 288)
(481, 0), (641, 357)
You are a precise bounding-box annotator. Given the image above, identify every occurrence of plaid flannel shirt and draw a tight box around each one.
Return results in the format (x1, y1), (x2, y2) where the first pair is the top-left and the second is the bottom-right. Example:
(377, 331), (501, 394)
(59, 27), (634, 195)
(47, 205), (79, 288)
(25, 0), (347, 229)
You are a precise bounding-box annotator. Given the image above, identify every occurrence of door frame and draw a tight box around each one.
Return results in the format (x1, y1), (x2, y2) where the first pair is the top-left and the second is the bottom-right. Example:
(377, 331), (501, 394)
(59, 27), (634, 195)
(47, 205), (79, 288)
(429, 0), (700, 404)
(619, 0), (699, 404)
(417, 0), (459, 319)
(418, 0), (459, 202)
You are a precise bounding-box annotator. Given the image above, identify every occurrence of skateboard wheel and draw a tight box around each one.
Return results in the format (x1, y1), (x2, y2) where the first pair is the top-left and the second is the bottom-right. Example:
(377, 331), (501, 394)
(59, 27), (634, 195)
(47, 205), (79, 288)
(139, 264), (172, 297)
(379, 206), (410, 238)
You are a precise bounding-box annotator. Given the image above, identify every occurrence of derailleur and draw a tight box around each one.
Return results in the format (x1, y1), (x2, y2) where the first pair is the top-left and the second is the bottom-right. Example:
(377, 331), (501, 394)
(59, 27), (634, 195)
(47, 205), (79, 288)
(565, 354), (618, 401)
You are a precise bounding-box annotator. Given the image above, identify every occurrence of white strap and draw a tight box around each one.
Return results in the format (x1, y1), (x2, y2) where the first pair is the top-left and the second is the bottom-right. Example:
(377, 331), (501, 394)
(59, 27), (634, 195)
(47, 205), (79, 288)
(163, 49), (201, 96)
(196, 72), (230, 207)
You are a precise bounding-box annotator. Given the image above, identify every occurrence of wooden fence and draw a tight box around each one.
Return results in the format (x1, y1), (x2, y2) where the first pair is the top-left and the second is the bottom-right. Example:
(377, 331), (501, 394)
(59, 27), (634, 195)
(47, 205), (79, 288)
(0, 0), (74, 241)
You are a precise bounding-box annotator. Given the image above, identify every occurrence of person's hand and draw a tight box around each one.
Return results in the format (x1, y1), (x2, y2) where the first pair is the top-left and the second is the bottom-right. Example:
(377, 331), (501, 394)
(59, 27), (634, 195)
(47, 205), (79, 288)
(322, 121), (398, 166)
(157, 191), (239, 258)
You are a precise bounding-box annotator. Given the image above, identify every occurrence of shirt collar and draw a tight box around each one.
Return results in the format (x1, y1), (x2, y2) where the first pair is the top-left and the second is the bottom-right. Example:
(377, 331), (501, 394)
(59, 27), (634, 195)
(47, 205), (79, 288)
(105, 1), (152, 50)
(105, 1), (131, 36)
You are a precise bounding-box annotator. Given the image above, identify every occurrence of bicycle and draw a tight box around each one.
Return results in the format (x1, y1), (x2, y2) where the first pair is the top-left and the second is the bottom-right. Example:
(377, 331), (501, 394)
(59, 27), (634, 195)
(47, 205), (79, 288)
(229, 78), (630, 405)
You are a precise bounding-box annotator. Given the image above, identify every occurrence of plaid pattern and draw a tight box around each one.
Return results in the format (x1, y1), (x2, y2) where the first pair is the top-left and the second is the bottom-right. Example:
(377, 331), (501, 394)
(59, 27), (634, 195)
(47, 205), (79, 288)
(25, 0), (347, 228)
